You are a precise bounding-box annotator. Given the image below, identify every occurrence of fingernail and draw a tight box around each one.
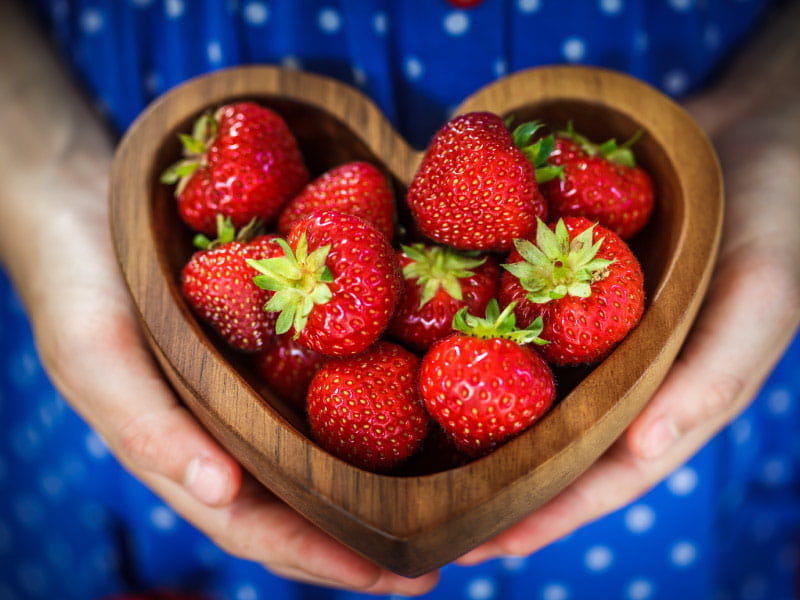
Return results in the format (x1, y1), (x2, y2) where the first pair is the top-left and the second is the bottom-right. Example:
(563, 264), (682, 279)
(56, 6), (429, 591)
(640, 416), (680, 459)
(185, 457), (230, 505)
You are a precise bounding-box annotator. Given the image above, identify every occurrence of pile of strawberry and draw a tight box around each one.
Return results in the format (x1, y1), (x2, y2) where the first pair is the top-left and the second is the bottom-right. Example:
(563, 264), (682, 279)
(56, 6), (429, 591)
(163, 102), (654, 473)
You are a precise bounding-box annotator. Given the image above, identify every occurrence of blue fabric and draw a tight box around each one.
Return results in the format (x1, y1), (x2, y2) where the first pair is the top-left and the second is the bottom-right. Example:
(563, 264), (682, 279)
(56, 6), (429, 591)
(4, 1), (799, 599)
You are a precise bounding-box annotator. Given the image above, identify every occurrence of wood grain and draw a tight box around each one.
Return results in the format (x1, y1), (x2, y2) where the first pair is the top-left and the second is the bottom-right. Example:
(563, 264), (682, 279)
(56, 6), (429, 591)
(109, 65), (723, 577)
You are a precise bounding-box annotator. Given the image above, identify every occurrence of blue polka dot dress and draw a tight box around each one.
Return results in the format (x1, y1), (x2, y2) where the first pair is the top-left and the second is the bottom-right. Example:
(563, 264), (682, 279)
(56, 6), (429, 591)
(3, 1), (800, 599)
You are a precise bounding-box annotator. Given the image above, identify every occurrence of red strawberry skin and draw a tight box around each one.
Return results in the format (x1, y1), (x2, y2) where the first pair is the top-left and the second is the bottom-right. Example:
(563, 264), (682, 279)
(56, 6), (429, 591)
(182, 234), (283, 352)
(288, 210), (402, 356)
(419, 334), (555, 457)
(178, 102), (309, 234)
(278, 161), (395, 241)
(307, 342), (429, 472)
(253, 333), (325, 407)
(407, 112), (548, 252)
(500, 217), (645, 365)
(387, 250), (500, 352)
(541, 137), (655, 240)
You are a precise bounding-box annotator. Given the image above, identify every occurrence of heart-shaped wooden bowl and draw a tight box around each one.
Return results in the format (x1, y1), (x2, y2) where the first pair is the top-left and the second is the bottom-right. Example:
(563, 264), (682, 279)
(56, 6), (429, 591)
(110, 65), (722, 577)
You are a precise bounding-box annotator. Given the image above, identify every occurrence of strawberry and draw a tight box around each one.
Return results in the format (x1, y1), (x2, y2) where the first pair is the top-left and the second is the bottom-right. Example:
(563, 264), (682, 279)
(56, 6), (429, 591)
(182, 218), (283, 352)
(418, 300), (555, 457)
(253, 333), (325, 408)
(386, 244), (500, 352)
(406, 113), (559, 252)
(540, 123), (655, 239)
(499, 217), (645, 365)
(307, 341), (429, 472)
(277, 161), (395, 241)
(161, 102), (309, 235)
(248, 210), (402, 357)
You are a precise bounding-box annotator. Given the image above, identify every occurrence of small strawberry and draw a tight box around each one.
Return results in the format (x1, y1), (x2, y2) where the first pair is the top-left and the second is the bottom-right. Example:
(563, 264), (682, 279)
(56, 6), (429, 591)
(407, 113), (559, 252)
(540, 123), (655, 239)
(248, 210), (402, 357)
(277, 161), (395, 241)
(182, 217), (283, 352)
(386, 244), (500, 352)
(161, 102), (309, 235)
(253, 333), (325, 408)
(499, 216), (645, 365)
(419, 300), (555, 457)
(307, 341), (429, 472)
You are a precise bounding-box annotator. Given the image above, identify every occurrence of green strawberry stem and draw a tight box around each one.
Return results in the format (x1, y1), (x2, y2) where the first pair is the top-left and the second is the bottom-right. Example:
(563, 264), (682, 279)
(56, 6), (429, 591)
(401, 244), (486, 308)
(193, 215), (262, 250)
(453, 299), (547, 346)
(559, 121), (642, 168)
(502, 218), (615, 304)
(510, 120), (565, 184)
(160, 109), (220, 196)
(247, 234), (333, 337)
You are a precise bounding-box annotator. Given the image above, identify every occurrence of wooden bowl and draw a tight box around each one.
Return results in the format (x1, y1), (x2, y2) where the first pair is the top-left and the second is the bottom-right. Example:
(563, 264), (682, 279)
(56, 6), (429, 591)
(109, 65), (723, 577)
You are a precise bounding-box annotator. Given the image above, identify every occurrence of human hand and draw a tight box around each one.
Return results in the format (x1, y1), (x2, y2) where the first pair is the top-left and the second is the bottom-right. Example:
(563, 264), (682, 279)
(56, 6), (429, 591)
(456, 68), (800, 565)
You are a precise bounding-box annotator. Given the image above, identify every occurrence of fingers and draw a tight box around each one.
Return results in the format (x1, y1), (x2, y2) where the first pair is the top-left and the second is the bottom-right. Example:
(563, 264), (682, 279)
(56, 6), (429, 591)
(141, 474), (439, 596)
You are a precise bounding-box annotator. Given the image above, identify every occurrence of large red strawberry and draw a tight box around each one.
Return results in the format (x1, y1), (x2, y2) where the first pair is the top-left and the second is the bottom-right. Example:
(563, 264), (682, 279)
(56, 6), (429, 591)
(540, 124), (655, 239)
(307, 341), (429, 472)
(499, 217), (645, 365)
(182, 218), (283, 352)
(161, 102), (309, 235)
(248, 210), (402, 357)
(406, 113), (559, 252)
(419, 300), (555, 457)
(277, 161), (395, 241)
(253, 333), (325, 408)
(387, 244), (500, 352)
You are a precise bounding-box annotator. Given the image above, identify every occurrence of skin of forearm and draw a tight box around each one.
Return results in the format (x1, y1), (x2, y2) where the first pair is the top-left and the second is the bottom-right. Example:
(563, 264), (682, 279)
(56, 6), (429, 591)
(0, 1), (113, 304)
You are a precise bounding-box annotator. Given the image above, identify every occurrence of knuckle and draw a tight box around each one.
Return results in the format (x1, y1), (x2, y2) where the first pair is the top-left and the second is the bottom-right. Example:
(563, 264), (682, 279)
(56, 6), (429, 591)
(699, 371), (745, 422)
(116, 413), (163, 472)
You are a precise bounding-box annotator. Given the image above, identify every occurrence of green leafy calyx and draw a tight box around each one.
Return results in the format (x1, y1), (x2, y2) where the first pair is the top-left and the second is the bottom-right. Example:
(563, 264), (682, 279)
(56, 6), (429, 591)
(160, 110), (220, 196)
(559, 121), (642, 168)
(510, 120), (565, 184)
(247, 234), (333, 337)
(401, 244), (486, 308)
(452, 299), (547, 346)
(193, 215), (262, 250)
(502, 218), (615, 304)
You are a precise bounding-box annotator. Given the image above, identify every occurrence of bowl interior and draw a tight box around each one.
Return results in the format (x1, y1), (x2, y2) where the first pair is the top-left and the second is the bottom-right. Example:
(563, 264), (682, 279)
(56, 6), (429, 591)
(150, 94), (683, 476)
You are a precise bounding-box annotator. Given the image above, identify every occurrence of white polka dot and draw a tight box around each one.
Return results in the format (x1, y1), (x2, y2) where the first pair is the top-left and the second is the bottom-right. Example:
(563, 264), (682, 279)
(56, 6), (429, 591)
(352, 66), (367, 87)
(517, 0), (541, 14)
(703, 23), (721, 50)
(318, 7), (342, 34)
(767, 387), (793, 415)
(562, 37), (587, 63)
(444, 11), (470, 36)
(668, 0), (693, 11)
(165, 0), (185, 19)
(236, 585), (258, 600)
(667, 466), (698, 496)
(144, 70), (162, 95)
(372, 11), (389, 35)
(662, 69), (690, 95)
(85, 431), (109, 459)
(281, 55), (302, 70)
(599, 0), (623, 15)
(625, 504), (656, 533)
(207, 41), (223, 65)
(404, 56), (425, 81)
(40, 473), (65, 499)
(9, 348), (40, 387)
(627, 578), (654, 600)
(541, 582), (569, 600)
(493, 58), (508, 77)
(731, 417), (752, 444)
(243, 1), (269, 26)
(79, 8), (104, 34)
(150, 505), (178, 530)
(634, 30), (649, 53)
(670, 541), (697, 567)
(466, 577), (496, 600)
(501, 555), (527, 572)
(760, 457), (789, 485)
(585, 545), (613, 571)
